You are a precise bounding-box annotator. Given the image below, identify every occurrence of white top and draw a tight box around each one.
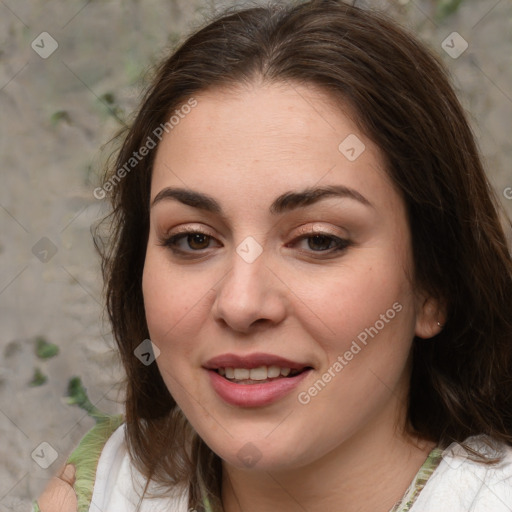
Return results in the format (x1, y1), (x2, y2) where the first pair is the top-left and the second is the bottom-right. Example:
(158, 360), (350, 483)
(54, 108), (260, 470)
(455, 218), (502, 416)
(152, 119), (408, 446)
(89, 424), (512, 511)
(89, 424), (188, 512)
(413, 439), (512, 511)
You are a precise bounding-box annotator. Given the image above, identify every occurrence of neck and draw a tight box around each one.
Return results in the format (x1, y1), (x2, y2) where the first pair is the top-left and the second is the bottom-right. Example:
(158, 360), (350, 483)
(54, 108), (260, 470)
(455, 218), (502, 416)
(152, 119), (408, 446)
(221, 414), (435, 512)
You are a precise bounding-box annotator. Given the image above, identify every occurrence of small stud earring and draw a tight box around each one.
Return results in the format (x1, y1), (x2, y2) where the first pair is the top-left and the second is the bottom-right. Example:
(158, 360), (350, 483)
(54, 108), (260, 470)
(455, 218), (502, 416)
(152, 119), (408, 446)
(437, 321), (444, 329)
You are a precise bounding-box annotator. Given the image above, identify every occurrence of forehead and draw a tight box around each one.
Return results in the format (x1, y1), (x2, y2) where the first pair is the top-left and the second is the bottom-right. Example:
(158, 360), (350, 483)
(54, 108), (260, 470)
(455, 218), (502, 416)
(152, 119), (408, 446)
(150, 82), (393, 210)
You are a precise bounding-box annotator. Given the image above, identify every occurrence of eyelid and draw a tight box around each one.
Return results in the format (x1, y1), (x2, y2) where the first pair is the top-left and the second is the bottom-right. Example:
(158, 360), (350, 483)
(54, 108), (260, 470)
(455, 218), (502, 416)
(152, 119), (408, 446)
(164, 223), (218, 238)
(162, 221), (345, 239)
(292, 222), (347, 239)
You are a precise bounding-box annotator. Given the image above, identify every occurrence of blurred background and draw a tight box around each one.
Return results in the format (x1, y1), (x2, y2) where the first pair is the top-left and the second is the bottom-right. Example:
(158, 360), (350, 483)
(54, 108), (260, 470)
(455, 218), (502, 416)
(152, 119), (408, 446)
(0, 0), (511, 509)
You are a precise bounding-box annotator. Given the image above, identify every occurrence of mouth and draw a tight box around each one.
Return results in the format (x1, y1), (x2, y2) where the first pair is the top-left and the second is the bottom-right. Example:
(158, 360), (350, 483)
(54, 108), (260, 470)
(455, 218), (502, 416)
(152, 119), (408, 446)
(203, 353), (314, 406)
(213, 365), (310, 384)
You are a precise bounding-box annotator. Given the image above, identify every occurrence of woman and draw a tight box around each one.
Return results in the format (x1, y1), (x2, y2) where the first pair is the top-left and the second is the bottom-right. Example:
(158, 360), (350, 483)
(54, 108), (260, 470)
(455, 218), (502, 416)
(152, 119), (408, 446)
(36, 1), (512, 511)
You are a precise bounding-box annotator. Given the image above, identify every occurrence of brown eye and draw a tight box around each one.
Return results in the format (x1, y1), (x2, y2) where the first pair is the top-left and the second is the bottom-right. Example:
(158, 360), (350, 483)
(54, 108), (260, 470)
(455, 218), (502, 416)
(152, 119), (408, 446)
(287, 232), (351, 257)
(159, 230), (220, 255)
(307, 235), (336, 251)
(187, 233), (211, 250)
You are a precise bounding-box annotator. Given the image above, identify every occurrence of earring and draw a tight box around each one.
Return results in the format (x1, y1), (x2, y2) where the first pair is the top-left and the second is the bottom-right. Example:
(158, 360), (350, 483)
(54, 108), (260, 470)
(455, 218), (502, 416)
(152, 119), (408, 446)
(437, 321), (444, 329)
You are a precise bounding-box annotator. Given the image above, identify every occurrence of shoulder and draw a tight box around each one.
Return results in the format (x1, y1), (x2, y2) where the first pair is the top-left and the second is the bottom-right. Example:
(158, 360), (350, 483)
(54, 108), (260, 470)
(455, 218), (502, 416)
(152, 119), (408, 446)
(412, 435), (512, 511)
(89, 422), (190, 512)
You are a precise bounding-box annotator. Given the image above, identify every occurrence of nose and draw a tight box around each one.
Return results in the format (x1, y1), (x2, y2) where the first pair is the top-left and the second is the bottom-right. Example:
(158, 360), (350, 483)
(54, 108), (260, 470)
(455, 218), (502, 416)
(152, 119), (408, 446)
(211, 249), (288, 334)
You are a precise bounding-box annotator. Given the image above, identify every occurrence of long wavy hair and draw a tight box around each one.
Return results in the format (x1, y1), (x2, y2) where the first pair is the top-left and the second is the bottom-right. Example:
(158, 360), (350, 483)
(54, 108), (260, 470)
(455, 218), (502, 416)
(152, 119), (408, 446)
(96, 1), (512, 510)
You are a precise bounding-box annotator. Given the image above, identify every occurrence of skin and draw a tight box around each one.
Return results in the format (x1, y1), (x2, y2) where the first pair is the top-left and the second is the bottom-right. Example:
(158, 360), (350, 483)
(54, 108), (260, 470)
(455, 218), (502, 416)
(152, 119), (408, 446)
(38, 464), (76, 512)
(39, 81), (444, 511)
(142, 81), (444, 512)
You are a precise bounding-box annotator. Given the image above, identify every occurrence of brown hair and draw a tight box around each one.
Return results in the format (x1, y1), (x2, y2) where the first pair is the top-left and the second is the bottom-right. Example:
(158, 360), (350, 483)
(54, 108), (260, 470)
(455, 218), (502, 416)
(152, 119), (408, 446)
(97, 1), (512, 509)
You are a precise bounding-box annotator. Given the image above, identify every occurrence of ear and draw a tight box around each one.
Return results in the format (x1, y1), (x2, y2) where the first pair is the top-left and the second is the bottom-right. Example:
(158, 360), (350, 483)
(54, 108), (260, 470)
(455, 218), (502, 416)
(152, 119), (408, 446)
(414, 292), (447, 339)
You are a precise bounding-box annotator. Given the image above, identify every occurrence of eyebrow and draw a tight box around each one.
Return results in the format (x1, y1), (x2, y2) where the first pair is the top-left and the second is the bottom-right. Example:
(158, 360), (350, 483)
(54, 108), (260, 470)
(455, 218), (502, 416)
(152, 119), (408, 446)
(151, 185), (372, 214)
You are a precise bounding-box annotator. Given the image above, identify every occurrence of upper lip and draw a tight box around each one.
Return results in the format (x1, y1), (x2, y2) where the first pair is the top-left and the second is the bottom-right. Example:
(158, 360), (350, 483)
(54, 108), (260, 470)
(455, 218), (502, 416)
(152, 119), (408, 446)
(203, 353), (312, 371)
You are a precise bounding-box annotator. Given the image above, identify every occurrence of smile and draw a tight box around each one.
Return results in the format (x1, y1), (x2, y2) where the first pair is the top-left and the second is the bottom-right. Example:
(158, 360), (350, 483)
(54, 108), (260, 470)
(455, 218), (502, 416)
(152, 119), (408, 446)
(216, 365), (304, 383)
(204, 353), (313, 407)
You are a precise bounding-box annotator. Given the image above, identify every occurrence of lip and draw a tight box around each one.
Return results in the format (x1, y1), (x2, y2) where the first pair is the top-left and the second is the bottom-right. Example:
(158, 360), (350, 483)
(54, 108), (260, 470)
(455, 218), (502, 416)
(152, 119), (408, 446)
(203, 352), (313, 408)
(203, 352), (310, 371)
(207, 368), (312, 407)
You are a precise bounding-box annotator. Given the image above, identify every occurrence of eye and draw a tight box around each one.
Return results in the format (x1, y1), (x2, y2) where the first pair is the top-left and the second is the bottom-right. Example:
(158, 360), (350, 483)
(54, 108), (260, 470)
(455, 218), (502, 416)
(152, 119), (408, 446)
(303, 234), (339, 251)
(159, 230), (222, 255)
(184, 232), (211, 250)
(288, 232), (351, 255)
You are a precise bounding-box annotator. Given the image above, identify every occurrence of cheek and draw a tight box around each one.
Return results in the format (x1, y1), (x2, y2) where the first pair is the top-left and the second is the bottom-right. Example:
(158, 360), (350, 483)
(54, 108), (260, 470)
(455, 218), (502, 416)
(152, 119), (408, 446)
(292, 265), (415, 433)
(142, 254), (201, 402)
(143, 248), (196, 331)
(296, 256), (413, 342)
(143, 258), (176, 340)
(141, 247), (218, 369)
(292, 253), (417, 410)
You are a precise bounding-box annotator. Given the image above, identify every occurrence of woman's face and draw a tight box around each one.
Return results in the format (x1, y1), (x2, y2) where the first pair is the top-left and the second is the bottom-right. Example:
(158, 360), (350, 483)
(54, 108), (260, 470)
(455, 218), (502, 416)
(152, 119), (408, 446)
(142, 82), (439, 472)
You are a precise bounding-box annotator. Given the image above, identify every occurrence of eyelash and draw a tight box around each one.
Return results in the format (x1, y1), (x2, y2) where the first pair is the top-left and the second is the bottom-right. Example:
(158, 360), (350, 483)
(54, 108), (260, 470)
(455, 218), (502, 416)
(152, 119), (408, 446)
(158, 229), (351, 259)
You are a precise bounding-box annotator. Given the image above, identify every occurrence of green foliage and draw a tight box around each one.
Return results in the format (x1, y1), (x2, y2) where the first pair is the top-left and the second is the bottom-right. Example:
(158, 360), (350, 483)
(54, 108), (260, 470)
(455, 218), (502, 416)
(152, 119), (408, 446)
(29, 368), (47, 387)
(435, 0), (465, 21)
(100, 92), (116, 105)
(97, 92), (125, 124)
(35, 336), (59, 359)
(50, 110), (72, 126)
(66, 376), (109, 422)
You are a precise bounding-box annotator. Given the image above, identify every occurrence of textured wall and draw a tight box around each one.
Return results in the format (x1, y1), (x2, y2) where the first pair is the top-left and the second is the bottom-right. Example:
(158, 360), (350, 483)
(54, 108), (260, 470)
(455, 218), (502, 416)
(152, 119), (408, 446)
(0, 0), (510, 509)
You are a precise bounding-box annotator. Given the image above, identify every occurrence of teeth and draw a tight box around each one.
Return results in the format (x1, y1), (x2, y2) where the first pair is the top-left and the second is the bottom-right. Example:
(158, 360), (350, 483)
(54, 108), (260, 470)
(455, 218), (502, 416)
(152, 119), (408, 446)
(233, 368), (250, 380)
(249, 366), (267, 381)
(267, 365), (280, 378)
(217, 365), (302, 381)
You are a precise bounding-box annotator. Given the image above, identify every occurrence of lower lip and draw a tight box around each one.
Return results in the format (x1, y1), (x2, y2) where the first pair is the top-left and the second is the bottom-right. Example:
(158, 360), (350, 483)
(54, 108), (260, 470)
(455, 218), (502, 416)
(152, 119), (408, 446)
(207, 369), (312, 407)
